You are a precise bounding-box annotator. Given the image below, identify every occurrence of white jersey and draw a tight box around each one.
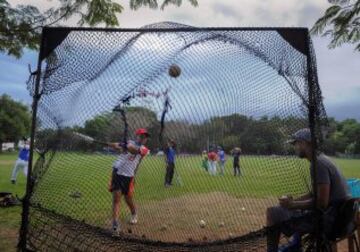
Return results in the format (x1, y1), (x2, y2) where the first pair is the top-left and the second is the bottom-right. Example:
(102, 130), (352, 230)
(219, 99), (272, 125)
(113, 141), (149, 177)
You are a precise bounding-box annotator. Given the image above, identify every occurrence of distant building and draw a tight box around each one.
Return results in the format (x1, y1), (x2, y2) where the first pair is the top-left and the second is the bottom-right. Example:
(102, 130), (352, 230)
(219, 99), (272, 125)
(2, 142), (15, 151)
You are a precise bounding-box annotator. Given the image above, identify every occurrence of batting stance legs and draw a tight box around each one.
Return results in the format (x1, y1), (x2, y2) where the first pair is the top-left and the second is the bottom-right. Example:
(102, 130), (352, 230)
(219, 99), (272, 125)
(11, 158), (28, 183)
(112, 190), (137, 227)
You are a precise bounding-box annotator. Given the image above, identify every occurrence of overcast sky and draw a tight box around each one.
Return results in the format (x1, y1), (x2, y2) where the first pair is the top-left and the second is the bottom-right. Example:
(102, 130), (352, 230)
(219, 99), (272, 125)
(1, 0), (359, 121)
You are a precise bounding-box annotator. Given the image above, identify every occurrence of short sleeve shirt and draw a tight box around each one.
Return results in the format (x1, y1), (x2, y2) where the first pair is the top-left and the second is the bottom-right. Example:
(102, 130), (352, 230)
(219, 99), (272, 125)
(165, 147), (176, 163)
(18, 147), (30, 161)
(113, 140), (149, 177)
(218, 150), (225, 161)
(208, 152), (217, 161)
(311, 153), (350, 204)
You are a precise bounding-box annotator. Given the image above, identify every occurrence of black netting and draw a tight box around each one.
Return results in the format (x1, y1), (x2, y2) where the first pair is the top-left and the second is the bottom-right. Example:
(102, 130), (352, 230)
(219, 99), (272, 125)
(23, 22), (327, 251)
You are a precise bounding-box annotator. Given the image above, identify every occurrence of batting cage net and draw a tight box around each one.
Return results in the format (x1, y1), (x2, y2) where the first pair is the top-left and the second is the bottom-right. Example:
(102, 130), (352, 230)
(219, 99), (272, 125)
(21, 22), (327, 251)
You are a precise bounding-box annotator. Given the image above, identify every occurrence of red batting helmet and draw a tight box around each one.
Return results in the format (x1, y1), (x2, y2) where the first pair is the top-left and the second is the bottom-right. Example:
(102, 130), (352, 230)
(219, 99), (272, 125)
(135, 128), (150, 137)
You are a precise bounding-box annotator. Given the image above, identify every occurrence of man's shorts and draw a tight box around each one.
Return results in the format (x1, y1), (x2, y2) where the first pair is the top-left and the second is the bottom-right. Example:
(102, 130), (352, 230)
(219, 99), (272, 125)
(111, 169), (135, 196)
(267, 206), (315, 236)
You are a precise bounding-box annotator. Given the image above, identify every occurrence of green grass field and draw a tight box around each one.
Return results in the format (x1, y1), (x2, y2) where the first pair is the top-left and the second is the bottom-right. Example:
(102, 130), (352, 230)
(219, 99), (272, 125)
(0, 152), (359, 250)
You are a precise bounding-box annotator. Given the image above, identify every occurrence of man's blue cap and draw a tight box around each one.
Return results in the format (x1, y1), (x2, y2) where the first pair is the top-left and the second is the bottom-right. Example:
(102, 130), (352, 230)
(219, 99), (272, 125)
(287, 128), (312, 144)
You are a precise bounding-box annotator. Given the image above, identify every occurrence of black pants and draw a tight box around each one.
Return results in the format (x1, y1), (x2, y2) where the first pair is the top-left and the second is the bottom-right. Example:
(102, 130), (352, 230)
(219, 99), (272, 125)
(165, 162), (175, 185)
(233, 162), (241, 176)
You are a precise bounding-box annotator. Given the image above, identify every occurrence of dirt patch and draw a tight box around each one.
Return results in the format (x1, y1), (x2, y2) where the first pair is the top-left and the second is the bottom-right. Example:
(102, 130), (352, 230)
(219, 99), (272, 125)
(0, 227), (18, 238)
(0, 227), (18, 252)
(0, 160), (14, 166)
(27, 199), (356, 251)
(118, 192), (277, 242)
(28, 207), (268, 251)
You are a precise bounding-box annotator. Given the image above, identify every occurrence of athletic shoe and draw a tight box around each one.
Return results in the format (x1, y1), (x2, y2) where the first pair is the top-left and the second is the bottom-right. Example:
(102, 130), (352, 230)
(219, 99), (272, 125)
(129, 214), (138, 225)
(278, 233), (302, 252)
(112, 220), (120, 235)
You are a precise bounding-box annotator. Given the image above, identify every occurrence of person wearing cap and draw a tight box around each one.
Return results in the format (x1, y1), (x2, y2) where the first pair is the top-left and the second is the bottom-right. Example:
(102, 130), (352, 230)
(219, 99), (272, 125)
(231, 147), (241, 176)
(164, 139), (176, 187)
(266, 128), (350, 252)
(107, 128), (150, 234)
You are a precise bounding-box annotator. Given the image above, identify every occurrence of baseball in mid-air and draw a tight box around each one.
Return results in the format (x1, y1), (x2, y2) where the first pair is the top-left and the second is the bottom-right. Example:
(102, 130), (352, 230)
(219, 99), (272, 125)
(169, 64), (181, 78)
(199, 220), (206, 228)
(241, 207), (246, 211)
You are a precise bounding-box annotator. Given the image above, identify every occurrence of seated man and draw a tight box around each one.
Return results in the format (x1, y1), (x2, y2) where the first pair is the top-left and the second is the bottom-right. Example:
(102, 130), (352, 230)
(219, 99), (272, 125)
(266, 128), (351, 252)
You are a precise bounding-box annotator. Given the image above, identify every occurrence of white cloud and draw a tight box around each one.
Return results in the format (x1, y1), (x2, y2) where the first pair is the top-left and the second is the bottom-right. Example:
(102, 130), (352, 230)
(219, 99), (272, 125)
(8, 0), (329, 27)
(5, 0), (360, 120)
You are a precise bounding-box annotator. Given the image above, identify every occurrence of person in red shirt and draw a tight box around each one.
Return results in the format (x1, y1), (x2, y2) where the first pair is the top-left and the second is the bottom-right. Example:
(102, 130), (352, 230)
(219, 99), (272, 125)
(207, 149), (218, 175)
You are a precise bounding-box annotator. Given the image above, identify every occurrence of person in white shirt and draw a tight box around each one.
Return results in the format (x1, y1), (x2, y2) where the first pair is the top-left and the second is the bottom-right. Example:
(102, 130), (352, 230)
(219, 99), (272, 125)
(107, 128), (150, 233)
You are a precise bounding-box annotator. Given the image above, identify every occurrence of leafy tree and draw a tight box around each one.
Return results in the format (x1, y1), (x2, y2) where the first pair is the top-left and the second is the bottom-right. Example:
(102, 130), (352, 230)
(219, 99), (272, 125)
(83, 112), (113, 142)
(311, 0), (360, 51)
(322, 117), (339, 154)
(0, 94), (31, 152)
(339, 118), (360, 153)
(34, 103), (360, 155)
(222, 135), (241, 153)
(331, 130), (349, 153)
(130, 0), (198, 10)
(345, 142), (356, 154)
(0, 0), (198, 58)
(82, 106), (159, 147)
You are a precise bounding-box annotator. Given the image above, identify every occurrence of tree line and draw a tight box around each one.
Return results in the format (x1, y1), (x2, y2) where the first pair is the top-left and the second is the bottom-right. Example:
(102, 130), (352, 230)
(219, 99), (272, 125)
(1, 95), (359, 156)
(36, 107), (360, 156)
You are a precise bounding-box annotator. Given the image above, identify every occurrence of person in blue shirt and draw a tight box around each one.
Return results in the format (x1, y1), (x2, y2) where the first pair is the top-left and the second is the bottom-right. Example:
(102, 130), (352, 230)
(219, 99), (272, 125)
(164, 139), (176, 187)
(10, 139), (30, 184)
(217, 146), (226, 175)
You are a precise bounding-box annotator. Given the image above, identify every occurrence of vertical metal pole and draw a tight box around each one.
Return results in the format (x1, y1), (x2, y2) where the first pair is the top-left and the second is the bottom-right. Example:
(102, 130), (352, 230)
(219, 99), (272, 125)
(207, 136), (209, 152)
(305, 31), (320, 252)
(18, 29), (46, 251)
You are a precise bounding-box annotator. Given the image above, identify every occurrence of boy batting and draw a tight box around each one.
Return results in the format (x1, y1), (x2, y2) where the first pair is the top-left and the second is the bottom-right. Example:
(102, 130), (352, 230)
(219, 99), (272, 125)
(10, 138), (30, 184)
(108, 128), (150, 234)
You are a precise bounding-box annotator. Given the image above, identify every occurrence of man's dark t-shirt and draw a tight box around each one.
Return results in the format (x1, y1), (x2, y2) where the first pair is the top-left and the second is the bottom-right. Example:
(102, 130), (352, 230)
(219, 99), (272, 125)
(312, 153), (350, 205)
(233, 151), (240, 164)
